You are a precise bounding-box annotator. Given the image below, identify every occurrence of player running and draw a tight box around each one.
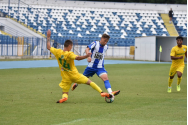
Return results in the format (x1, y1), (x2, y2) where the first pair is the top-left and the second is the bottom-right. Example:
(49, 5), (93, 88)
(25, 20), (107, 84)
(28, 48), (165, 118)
(167, 36), (187, 93)
(72, 34), (120, 96)
(46, 29), (112, 103)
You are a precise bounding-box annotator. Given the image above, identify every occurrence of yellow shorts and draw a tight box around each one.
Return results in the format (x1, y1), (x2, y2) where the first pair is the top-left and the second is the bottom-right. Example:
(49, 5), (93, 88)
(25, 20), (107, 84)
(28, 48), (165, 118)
(169, 65), (185, 76)
(59, 73), (88, 92)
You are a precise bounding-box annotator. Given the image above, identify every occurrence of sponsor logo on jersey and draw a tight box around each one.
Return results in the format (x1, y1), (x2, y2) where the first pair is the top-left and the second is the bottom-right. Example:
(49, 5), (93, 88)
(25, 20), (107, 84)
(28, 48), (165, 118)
(94, 52), (103, 60)
(61, 55), (64, 59)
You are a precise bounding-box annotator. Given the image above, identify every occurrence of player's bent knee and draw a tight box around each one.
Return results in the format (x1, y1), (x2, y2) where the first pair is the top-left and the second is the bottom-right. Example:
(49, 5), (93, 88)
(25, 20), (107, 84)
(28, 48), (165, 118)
(170, 76), (174, 79)
(99, 73), (108, 81)
(86, 79), (92, 85)
(101, 77), (108, 81)
(177, 72), (182, 78)
(177, 75), (182, 78)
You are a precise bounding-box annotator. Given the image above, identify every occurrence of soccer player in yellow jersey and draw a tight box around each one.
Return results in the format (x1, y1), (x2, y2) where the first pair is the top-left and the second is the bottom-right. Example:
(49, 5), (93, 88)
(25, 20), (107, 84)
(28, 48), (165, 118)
(46, 29), (112, 103)
(167, 36), (187, 93)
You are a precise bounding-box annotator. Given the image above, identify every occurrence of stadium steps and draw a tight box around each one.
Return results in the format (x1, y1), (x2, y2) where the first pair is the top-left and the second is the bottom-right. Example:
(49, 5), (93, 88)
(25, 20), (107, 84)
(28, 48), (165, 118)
(6, 15), (46, 38)
(160, 14), (179, 36)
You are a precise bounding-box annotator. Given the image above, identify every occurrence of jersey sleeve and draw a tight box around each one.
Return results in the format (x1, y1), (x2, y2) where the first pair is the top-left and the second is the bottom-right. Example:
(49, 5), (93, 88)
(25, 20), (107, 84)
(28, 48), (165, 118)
(68, 52), (78, 60)
(50, 47), (58, 56)
(87, 41), (96, 50)
(170, 47), (175, 56)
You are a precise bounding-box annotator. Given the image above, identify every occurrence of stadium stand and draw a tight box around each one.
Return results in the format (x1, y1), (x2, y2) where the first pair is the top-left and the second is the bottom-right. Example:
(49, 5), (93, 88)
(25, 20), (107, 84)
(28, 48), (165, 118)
(0, 3), (174, 46)
(173, 11), (187, 37)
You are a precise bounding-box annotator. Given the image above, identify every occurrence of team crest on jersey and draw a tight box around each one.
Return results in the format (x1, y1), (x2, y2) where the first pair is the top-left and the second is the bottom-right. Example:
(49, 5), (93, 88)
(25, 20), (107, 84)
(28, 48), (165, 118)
(61, 55), (64, 59)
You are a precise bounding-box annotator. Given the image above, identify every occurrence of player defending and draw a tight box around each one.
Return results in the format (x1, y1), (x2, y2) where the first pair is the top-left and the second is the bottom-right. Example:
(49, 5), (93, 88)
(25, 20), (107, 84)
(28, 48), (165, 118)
(46, 29), (112, 103)
(72, 34), (120, 96)
(167, 36), (187, 93)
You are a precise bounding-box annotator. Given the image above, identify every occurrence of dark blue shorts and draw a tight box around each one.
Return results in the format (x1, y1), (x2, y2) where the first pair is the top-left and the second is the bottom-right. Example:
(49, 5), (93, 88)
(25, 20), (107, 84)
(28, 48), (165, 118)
(83, 67), (107, 77)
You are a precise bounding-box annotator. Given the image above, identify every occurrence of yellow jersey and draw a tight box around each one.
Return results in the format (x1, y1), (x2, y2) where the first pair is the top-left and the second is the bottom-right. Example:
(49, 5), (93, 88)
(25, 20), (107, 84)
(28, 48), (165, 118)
(50, 47), (79, 79)
(170, 45), (187, 67)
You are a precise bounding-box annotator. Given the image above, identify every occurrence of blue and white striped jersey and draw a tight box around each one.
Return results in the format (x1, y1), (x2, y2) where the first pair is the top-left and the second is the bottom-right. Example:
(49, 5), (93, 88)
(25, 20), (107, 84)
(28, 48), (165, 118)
(87, 41), (108, 68)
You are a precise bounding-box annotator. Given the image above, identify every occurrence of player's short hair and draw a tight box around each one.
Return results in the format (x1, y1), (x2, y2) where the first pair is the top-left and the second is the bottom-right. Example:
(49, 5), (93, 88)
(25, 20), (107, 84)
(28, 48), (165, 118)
(64, 40), (73, 47)
(102, 34), (110, 39)
(176, 36), (183, 41)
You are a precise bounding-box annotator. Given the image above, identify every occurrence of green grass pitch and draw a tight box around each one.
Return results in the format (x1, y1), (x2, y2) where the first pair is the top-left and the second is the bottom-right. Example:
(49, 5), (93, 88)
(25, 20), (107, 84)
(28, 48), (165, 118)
(0, 64), (187, 125)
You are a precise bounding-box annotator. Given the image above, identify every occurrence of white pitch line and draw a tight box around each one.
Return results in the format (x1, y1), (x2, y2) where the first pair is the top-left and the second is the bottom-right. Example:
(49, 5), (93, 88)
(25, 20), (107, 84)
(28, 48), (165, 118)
(52, 118), (85, 125)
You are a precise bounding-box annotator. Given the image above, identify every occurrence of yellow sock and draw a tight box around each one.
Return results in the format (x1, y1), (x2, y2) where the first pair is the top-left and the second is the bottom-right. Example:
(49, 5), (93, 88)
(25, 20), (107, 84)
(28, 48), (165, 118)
(90, 82), (102, 93)
(62, 93), (68, 99)
(177, 77), (182, 85)
(168, 77), (173, 87)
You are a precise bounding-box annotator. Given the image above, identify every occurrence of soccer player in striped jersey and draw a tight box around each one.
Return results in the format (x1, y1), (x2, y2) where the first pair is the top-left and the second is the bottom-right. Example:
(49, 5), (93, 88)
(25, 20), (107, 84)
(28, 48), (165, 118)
(167, 36), (187, 93)
(46, 29), (112, 103)
(72, 34), (120, 96)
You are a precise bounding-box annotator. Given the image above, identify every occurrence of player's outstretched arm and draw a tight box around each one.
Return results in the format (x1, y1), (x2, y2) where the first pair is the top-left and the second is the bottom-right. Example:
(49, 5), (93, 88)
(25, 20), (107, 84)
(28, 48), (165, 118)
(85, 47), (91, 62)
(47, 29), (51, 50)
(171, 56), (183, 60)
(85, 47), (90, 54)
(75, 52), (92, 60)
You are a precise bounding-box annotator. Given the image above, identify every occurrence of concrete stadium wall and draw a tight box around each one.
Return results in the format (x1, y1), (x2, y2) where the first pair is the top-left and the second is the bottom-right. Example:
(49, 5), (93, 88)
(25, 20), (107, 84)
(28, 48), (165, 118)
(0, 41), (133, 58)
(0, 0), (187, 13)
(135, 36), (156, 61)
(0, 44), (28, 56)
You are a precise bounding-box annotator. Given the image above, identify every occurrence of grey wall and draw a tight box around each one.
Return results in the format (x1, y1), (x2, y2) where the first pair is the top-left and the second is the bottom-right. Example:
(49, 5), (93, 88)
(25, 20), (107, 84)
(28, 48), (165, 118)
(135, 36), (156, 61)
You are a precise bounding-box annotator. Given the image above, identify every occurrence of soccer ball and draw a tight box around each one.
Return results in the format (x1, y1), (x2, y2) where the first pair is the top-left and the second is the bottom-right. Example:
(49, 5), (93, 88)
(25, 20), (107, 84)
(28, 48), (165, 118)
(105, 95), (114, 103)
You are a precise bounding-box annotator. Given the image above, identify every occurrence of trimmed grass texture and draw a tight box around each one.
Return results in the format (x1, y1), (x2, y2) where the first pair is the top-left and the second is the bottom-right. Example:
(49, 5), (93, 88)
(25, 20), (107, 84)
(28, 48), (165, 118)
(0, 64), (187, 125)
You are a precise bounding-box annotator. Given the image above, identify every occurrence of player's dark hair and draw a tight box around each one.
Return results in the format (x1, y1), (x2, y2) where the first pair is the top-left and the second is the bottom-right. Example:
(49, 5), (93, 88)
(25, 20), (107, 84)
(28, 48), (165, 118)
(102, 34), (110, 39)
(176, 36), (183, 41)
(64, 40), (73, 47)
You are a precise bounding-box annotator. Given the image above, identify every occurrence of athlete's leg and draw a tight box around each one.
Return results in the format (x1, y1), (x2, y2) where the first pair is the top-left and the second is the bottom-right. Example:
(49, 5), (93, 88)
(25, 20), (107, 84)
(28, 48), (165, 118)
(177, 71), (182, 78)
(99, 71), (120, 96)
(56, 91), (68, 103)
(57, 80), (71, 103)
(169, 17), (172, 23)
(75, 74), (112, 98)
(167, 66), (176, 93)
(168, 75), (174, 87)
(176, 67), (184, 91)
(168, 66), (177, 87)
(71, 67), (96, 91)
(100, 73), (112, 93)
(167, 75), (174, 93)
(86, 79), (103, 93)
(177, 71), (182, 85)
